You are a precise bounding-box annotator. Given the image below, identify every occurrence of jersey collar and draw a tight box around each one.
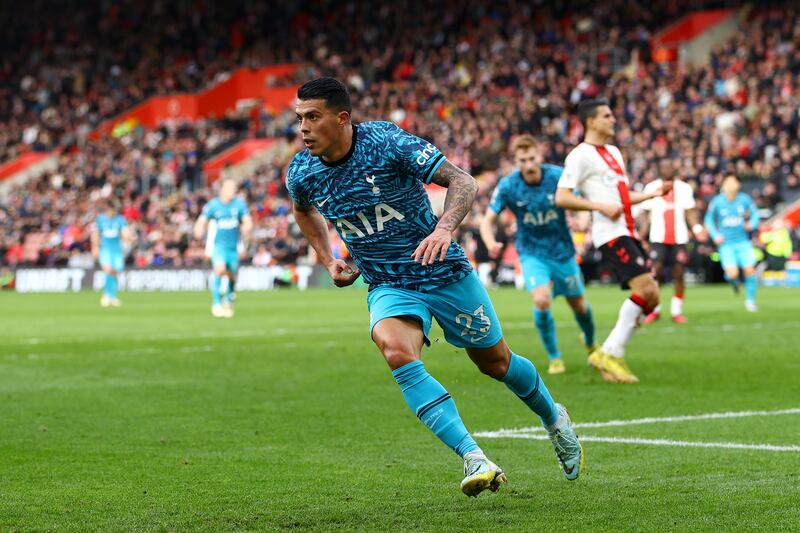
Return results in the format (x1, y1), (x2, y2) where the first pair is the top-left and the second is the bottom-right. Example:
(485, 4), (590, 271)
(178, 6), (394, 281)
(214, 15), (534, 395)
(319, 124), (358, 167)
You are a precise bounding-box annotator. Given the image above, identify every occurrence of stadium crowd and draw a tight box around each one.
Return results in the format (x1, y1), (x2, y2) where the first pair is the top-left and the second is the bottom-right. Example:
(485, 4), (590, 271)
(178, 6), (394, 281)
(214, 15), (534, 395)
(1, 1), (799, 272)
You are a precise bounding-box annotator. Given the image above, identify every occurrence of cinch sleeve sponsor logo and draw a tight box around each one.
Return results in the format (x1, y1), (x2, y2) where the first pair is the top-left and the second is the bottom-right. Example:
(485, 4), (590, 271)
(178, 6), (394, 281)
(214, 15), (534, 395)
(416, 143), (437, 165)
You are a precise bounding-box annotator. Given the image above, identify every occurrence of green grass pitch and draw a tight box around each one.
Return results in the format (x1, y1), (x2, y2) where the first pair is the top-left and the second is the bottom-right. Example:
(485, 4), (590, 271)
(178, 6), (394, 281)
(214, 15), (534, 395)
(2, 285), (799, 531)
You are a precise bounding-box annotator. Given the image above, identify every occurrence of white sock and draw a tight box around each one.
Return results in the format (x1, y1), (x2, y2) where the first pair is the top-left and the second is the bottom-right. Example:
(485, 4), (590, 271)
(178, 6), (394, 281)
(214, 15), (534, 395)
(652, 304), (662, 316)
(671, 296), (683, 316)
(602, 298), (645, 358)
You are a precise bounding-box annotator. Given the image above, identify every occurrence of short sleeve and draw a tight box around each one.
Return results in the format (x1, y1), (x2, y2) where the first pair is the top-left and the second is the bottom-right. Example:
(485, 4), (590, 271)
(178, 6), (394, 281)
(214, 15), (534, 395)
(384, 122), (446, 184)
(488, 180), (507, 214)
(201, 199), (214, 219)
(286, 157), (311, 208)
(117, 215), (128, 227)
(558, 148), (584, 190)
(237, 198), (249, 219)
(681, 183), (696, 210)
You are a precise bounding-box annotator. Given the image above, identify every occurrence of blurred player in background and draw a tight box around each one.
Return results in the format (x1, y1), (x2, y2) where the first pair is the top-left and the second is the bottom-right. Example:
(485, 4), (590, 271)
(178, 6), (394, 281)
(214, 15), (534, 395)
(92, 199), (132, 307)
(287, 77), (583, 497)
(480, 134), (596, 375)
(640, 159), (703, 324)
(194, 179), (253, 318)
(555, 99), (670, 384)
(704, 174), (760, 312)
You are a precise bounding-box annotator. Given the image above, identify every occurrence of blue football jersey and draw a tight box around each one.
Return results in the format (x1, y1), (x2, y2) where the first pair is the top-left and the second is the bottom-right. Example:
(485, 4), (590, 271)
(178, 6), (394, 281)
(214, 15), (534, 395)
(286, 121), (472, 291)
(95, 213), (127, 253)
(488, 165), (575, 262)
(704, 192), (759, 245)
(202, 197), (249, 250)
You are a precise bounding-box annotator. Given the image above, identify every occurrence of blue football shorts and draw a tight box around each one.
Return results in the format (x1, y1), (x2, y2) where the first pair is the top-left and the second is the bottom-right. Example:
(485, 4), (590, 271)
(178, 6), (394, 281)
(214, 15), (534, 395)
(211, 247), (241, 273)
(99, 249), (124, 272)
(520, 254), (584, 298)
(719, 241), (756, 270)
(367, 271), (504, 349)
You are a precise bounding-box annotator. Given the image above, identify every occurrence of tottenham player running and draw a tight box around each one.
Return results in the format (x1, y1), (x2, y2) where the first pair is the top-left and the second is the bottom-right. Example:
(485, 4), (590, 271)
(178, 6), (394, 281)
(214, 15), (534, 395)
(555, 99), (670, 384)
(640, 159), (703, 324)
(704, 174), (760, 312)
(480, 134), (596, 375)
(91, 199), (131, 307)
(287, 78), (582, 497)
(194, 179), (253, 318)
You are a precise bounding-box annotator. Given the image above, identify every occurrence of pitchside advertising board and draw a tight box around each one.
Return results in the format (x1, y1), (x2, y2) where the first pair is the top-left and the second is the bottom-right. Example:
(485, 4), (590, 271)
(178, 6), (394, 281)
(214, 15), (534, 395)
(9, 265), (329, 293)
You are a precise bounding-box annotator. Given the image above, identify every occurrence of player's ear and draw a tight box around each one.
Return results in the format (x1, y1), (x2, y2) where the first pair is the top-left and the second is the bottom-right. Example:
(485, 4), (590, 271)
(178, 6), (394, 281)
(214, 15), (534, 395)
(338, 111), (350, 127)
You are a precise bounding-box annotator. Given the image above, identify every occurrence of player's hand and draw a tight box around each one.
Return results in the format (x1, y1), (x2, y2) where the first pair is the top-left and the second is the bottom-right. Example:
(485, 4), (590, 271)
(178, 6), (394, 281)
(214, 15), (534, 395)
(658, 181), (673, 196)
(412, 227), (452, 266)
(326, 259), (361, 287)
(597, 203), (623, 221)
(714, 235), (724, 245)
(487, 241), (503, 260)
(744, 222), (752, 232)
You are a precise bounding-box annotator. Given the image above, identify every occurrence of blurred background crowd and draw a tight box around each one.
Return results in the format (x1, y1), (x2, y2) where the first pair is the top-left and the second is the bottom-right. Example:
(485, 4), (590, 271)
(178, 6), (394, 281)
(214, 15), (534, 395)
(1, 0), (798, 280)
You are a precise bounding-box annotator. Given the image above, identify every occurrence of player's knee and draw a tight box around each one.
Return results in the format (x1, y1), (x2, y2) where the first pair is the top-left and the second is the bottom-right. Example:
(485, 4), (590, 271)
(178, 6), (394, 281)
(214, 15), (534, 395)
(379, 345), (417, 370)
(532, 290), (550, 310)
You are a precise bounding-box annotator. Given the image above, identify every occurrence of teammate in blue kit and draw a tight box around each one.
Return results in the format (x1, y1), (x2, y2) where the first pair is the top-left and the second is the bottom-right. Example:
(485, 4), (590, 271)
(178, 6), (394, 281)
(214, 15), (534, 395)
(91, 199), (131, 307)
(287, 77), (583, 496)
(194, 179), (253, 318)
(480, 134), (596, 375)
(704, 174), (760, 312)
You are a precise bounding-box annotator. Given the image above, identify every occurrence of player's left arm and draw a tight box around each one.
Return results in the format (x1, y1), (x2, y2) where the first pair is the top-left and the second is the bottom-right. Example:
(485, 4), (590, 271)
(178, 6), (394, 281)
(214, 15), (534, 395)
(744, 196), (760, 232)
(412, 159), (477, 265)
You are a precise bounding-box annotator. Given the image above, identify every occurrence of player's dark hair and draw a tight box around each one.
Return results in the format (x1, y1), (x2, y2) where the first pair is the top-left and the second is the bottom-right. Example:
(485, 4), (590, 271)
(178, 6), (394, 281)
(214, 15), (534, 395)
(577, 98), (609, 129)
(297, 77), (352, 114)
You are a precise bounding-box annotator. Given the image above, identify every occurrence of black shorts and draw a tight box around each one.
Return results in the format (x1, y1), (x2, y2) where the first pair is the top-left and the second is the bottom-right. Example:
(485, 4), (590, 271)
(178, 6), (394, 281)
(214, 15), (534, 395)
(649, 243), (689, 266)
(599, 236), (651, 289)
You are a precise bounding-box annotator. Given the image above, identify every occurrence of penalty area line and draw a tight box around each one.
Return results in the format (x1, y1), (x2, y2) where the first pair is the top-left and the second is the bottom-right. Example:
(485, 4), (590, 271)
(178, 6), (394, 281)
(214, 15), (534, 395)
(479, 433), (800, 453)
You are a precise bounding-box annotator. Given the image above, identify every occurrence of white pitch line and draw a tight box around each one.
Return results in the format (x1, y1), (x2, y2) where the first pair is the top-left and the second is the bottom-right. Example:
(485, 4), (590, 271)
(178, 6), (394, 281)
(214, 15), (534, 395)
(475, 407), (800, 436)
(482, 433), (800, 453)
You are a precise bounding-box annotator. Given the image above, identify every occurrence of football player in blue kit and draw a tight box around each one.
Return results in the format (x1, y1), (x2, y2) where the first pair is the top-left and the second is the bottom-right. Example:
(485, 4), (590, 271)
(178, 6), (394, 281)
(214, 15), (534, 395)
(194, 179), (253, 318)
(704, 174), (760, 312)
(480, 134), (596, 376)
(286, 78), (583, 497)
(91, 199), (132, 307)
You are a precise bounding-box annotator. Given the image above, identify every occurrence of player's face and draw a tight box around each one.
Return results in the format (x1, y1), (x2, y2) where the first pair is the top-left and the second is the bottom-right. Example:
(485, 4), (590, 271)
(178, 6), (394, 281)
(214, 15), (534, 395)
(219, 179), (237, 202)
(514, 147), (543, 184)
(590, 105), (616, 138)
(722, 176), (740, 197)
(295, 99), (347, 158)
(659, 160), (676, 181)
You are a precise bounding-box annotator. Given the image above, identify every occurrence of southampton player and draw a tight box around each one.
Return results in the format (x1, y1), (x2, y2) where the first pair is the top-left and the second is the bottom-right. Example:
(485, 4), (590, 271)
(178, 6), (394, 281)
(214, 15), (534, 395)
(555, 99), (670, 384)
(704, 174), (760, 312)
(194, 179), (253, 318)
(640, 159), (703, 324)
(91, 199), (131, 307)
(480, 134), (596, 375)
(287, 78), (582, 497)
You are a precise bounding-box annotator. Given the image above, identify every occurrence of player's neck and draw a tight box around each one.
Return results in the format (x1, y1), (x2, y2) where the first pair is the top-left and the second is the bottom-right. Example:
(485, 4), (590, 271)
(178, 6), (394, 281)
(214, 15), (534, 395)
(583, 131), (609, 147)
(320, 124), (355, 164)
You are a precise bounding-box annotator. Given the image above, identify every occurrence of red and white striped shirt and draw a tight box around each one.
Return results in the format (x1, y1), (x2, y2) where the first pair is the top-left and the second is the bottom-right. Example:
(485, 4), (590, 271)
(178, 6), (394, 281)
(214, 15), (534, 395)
(558, 142), (636, 247)
(641, 179), (696, 245)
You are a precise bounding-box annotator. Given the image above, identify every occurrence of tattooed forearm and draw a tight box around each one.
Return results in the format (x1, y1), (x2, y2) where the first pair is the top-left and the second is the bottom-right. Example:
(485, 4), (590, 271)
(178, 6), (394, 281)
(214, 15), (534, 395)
(430, 160), (478, 232)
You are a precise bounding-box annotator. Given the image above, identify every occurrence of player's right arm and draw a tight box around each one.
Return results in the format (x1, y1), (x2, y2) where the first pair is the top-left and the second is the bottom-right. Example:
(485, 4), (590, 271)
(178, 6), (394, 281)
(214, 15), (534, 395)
(90, 224), (100, 260)
(479, 184), (505, 259)
(292, 203), (360, 287)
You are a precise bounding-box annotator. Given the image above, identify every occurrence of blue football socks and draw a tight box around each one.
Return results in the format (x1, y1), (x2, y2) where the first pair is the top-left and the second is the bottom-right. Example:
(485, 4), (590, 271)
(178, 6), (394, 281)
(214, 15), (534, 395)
(392, 360), (480, 458)
(533, 308), (560, 360)
(105, 273), (117, 299)
(211, 274), (222, 305)
(500, 352), (560, 428)
(745, 274), (757, 303)
(574, 304), (595, 347)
